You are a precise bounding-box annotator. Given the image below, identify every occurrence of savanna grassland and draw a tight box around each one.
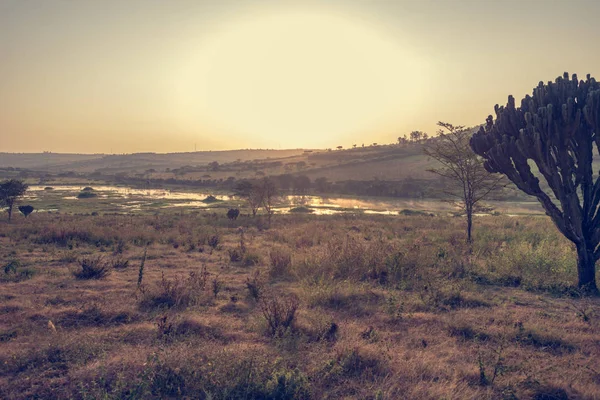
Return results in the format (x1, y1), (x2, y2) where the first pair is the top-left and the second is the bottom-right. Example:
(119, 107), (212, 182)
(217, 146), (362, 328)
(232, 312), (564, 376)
(1, 211), (599, 399)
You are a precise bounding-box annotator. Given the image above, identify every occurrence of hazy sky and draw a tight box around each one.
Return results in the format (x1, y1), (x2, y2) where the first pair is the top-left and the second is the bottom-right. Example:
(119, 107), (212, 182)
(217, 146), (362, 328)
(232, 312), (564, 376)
(1, 0), (599, 153)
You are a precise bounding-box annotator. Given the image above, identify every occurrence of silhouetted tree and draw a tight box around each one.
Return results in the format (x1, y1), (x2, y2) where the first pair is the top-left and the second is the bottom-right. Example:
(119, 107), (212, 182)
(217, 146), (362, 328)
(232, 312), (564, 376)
(293, 175), (311, 194)
(315, 177), (330, 193)
(18, 205), (34, 217)
(260, 177), (279, 226)
(208, 161), (220, 171)
(0, 180), (28, 222)
(410, 131), (424, 142)
(336, 146), (343, 150)
(233, 180), (253, 197)
(425, 122), (505, 243)
(471, 73), (600, 292)
(234, 180), (262, 217)
(275, 174), (293, 191)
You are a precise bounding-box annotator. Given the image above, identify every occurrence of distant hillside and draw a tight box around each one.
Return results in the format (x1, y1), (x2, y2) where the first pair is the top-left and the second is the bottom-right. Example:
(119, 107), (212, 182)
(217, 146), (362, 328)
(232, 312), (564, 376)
(0, 149), (307, 173)
(0, 143), (532, 201)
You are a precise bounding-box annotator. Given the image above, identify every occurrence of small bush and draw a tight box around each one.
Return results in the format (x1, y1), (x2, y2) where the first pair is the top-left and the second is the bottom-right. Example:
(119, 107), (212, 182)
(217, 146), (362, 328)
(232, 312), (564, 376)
(269, 247), (292, 278)
(3, 260), (20, 275)
(73, 256), (111, 279)
(77, 191), (98, 199)
(202, 195), (219, 203)
(245, 271), (264, 300)
(242, 251), (261, 267)
(447, 322), (490, 342)
(289, 206), (314, 213)
(302, 313), (338, 342)
(111, 257), (129, 269)
(259, 291), (300, 337)
(212, 276), (223, 299)
(228, 248), (244, 262)
(264, 367), (310, 399)
(208, 234), (220, 249)
(113, 239), (127, 254)
(141, 269), (208, 309)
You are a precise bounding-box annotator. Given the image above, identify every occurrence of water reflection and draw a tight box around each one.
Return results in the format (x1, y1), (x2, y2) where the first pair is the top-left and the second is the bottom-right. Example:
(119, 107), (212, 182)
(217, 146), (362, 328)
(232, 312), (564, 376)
(26, 185), (544, 215)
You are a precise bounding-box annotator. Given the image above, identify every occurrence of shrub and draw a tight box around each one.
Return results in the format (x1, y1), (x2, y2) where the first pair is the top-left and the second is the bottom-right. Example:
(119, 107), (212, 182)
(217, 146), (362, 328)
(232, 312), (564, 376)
(77, 191), (97, 199)
(242, 251), (261, 267)
(289, 206), (314, 213)
(141, 269), (208, 309)
(447, 322), (489, 342)
(264, 368), (310, 399)
(1, 259), (35, 282)
(269, 247), (292, 278)
(3, 260), (20, 275)
(208, 234), (220, 249)
(73, 256), (111, 279)
(202, 195), (219, 203)
(113, 239), (127, 254)
(212, 276), (223, 299)
(245, 271), (264, 300)
(111, 257), (129, 269)
(228, 248), (244, 262)
(259, 291), (300, 337)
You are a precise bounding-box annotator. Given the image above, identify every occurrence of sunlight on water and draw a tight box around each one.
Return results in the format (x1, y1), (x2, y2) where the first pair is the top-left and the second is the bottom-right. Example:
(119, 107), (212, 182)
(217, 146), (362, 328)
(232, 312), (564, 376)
(26, 185), (545, 215)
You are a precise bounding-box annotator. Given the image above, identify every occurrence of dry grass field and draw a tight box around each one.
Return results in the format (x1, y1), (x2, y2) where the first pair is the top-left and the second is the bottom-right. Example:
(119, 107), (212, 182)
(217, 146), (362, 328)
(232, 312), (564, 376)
(0, 212), (599, 399)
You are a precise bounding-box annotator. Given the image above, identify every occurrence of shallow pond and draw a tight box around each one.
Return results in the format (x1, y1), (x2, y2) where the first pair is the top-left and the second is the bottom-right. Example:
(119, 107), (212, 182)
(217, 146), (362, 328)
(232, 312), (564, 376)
(24, 185), (545, 216)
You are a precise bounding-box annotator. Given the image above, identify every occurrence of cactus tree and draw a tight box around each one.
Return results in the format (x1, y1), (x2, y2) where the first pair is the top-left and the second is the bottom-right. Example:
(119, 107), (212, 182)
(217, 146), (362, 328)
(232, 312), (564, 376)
(471, 73), (600, 292)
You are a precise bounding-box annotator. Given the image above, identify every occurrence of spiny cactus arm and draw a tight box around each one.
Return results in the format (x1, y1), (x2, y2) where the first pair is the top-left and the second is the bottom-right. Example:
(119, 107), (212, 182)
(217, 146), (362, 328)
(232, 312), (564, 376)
(472, 121), (582, 243)
(585, 89), (600, 221)
(476, 130), (577, 242)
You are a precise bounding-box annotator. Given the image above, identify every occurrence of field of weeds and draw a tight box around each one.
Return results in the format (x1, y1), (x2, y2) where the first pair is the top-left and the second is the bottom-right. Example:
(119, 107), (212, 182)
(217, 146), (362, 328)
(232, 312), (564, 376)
(0, 212), (599, 399)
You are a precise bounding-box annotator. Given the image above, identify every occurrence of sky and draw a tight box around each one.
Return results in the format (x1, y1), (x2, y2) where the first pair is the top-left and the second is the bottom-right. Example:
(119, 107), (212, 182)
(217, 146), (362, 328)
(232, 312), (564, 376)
(1, 0), (600, 154)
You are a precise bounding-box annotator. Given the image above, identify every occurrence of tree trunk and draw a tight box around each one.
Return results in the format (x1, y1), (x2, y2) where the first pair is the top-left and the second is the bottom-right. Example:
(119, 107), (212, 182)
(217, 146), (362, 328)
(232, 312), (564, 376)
(576, 243), (598, 293)
(466, 209), (473, 244)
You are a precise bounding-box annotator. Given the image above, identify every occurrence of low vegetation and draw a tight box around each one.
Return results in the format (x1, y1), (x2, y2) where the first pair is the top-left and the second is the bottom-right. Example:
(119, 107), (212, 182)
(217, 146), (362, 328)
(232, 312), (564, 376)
(0, 212), (598, 399)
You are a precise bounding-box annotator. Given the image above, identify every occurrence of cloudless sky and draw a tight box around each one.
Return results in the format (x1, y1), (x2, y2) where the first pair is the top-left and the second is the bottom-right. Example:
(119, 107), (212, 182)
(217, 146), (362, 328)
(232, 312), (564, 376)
(1, 0), (599, 153)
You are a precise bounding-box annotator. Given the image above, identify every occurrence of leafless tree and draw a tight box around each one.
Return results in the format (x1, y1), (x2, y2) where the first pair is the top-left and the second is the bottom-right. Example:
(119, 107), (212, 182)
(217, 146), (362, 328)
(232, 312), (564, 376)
(260, 177), (280, 227)
(425, 122), (505, 243)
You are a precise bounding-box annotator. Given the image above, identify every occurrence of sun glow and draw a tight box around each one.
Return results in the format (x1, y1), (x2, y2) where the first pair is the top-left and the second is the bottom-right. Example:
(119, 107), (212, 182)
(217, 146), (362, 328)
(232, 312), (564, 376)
(173, 10), (428, 147)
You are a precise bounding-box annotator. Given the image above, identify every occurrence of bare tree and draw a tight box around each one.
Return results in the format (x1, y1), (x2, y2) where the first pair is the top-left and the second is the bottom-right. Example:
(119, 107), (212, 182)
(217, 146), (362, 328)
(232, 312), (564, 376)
(471, 73), (600, 292)
(260, 177), (279, 227)
(234, 180), (263, 217)
(248, 185), (264, 217)
(0, 180), (28, 222)
(425, 122), (505, 243)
